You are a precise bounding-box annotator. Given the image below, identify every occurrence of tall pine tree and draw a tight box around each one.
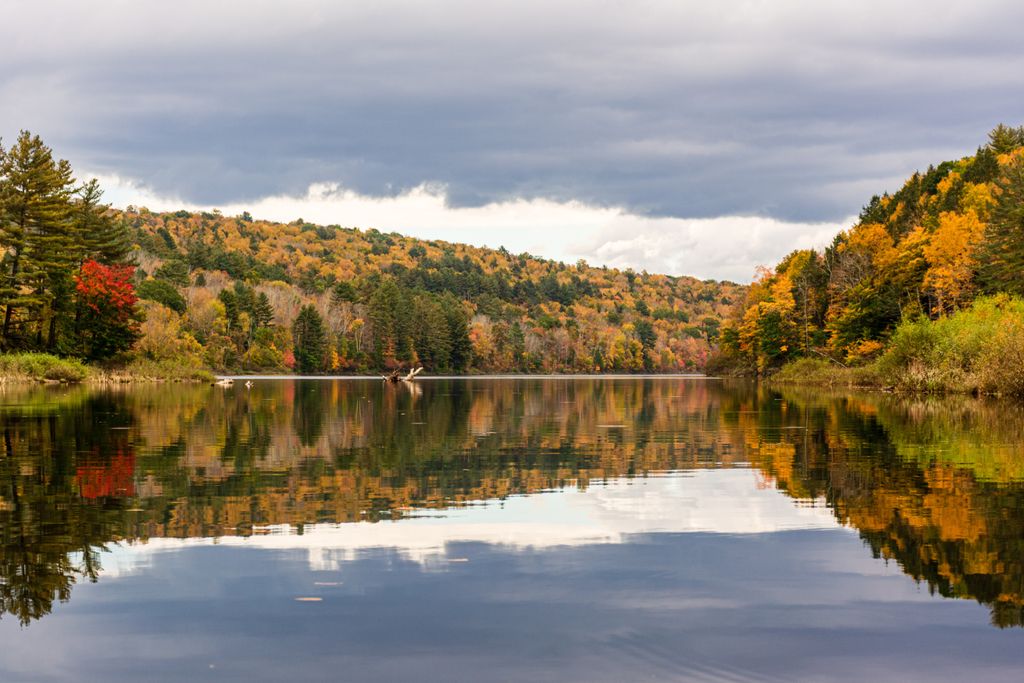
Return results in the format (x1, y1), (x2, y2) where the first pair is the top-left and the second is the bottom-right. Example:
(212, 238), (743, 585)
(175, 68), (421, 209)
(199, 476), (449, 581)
(75, 179), (133, 266)
(0, 131), (76, 348)
(292, 305), (326, 374)
(980, 153), (1024, 295)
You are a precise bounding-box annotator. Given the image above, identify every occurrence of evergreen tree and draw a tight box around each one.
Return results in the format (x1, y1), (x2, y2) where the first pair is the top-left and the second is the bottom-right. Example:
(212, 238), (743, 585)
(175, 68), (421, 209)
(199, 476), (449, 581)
(440, 294), (471, 371)
(367, 279), (401, 364)
(332, 280), (357, 304)
(292, 304), (326, 374)
(987, 124), (1024, 155)
(218, 288), (239, 328)
(393, 287), (414, 363)
(963, 146), (1000, 185)
(75, 179), (133, 265)
(410, 294), (451, 370)
(252, 292), (275, 329)
(0, 131), (76, 347)
(154, 259), (190, 287)
(980, 154), (1024, 295)
(634, 319), (657, 371)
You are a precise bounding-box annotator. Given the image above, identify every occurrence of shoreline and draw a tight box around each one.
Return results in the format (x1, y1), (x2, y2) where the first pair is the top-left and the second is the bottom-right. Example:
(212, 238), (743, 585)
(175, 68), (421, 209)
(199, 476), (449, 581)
(0, 354), (715, 386)
(217, 372), (713, 381)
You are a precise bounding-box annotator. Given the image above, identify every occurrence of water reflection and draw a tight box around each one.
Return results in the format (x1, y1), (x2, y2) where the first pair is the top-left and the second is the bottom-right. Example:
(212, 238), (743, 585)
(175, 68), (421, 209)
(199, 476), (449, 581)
(0, 379), (1023, 628)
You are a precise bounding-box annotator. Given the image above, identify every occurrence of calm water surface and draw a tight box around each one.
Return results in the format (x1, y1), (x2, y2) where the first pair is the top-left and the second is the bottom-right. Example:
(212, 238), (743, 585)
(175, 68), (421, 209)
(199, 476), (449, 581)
(1, 377), (1022, 681)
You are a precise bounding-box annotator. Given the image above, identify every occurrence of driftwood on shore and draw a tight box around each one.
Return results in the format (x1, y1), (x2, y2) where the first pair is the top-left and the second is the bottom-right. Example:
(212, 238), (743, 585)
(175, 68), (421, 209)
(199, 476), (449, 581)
(382, 367), (423, 383)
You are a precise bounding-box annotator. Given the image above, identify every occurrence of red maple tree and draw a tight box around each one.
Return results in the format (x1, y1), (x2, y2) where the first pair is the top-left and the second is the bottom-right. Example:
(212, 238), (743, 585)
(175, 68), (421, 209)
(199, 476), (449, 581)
(74, 260), (141, 359)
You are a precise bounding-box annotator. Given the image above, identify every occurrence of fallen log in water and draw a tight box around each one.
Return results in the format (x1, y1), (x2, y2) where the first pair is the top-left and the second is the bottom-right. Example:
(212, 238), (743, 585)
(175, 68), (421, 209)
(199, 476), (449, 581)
(382, 367), (424, 383)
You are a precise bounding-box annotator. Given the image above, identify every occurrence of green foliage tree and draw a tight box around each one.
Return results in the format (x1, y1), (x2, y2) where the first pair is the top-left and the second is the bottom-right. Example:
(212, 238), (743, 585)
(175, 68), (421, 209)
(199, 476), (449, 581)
(367, 279), (403, 365)
(980, 154), (1024, 295)
(137, 279), (186, 314)
(410, 294), (451, 370)
(154, 260), (190, 287)
(634, 319), (657, 370)
(252, 292), (275, 329)
(75, 179), (133, 266)
(292, 305), (326, 374)
(988, 124), (1024, 155)
(0, 131), (76, 347)
(441, 294), (471, 371)
(332, 280), (357, 304)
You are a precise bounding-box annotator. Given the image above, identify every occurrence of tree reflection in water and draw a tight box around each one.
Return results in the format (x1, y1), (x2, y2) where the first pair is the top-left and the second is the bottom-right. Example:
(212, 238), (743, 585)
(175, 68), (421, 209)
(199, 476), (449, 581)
(0, 379), (1022, 626)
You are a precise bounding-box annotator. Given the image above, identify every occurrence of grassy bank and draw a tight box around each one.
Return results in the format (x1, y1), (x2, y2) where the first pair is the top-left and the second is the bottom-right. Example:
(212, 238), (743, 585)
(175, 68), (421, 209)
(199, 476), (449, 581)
(90, 358), (214, 383)
(770, 357), (883, 389)
(0, 353), (91, 383)
(771, 296), (1024, 398)
(0, 353), (214, 384)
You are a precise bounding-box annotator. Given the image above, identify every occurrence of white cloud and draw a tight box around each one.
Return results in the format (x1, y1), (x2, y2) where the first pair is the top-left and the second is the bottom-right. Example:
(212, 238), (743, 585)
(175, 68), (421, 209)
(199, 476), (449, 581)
(96, 174), (849, 282)
(7, 1), (1020, 222)
(97, 469), (839, 577)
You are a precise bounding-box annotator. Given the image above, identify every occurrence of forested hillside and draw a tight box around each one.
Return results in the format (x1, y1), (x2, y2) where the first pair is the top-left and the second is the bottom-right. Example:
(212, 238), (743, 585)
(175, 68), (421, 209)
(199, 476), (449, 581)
(718, 124), (1024, 392)
(125, 209), (740, 374)
(0, 130), (742, 376)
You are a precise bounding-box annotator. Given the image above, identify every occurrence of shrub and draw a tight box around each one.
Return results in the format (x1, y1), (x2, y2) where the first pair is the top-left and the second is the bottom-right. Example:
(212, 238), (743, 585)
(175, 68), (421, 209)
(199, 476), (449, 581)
(876, 295), (1024, 395)
(978, 315), (1024, 397)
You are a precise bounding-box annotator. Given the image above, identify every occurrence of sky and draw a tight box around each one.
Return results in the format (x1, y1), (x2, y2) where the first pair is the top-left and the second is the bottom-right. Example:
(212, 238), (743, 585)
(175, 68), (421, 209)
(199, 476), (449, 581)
(3, 1), (1023, 281)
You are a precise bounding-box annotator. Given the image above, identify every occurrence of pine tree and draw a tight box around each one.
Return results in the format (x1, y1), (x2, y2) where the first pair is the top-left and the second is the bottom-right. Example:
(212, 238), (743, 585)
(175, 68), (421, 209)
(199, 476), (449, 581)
(292, 304), (326, 374)
(252, 292), (275, 329)
(332, 280), (357, 304)
(0, 131), (76, 348)
(218, 288), (240, 329)
(634, 319), (657, 371)
(154, 259), (190, 287)
(367, 279), (400, 364)
(980, 154), (1024, 295)
(410, 294), (451, 370)
(75, 179), (133, 265)
(987, 124), (1024, 155)
(440, 294), (471, 371)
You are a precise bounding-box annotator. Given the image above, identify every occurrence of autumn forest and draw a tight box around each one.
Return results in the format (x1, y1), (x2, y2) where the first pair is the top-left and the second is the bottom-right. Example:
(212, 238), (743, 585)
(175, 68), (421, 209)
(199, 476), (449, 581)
(0, 131), (742, 379)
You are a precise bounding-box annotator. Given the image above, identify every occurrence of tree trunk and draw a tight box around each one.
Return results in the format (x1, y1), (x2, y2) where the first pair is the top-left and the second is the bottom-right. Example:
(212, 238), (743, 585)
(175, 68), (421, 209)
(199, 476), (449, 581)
(3, 251), (20, 345)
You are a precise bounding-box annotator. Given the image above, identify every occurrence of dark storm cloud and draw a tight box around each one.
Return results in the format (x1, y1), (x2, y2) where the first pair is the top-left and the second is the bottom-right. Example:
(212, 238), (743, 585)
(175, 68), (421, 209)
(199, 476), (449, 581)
(2, 0), (1023, 221)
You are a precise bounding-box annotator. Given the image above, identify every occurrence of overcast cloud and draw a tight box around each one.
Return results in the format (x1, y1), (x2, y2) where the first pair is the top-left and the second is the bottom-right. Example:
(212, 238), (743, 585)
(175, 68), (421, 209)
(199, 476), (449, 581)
(3, 1), (1023, 280)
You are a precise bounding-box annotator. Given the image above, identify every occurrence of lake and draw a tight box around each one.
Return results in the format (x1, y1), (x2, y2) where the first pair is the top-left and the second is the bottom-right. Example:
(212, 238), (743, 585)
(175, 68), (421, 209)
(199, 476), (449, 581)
(1, 377), (1022, 681)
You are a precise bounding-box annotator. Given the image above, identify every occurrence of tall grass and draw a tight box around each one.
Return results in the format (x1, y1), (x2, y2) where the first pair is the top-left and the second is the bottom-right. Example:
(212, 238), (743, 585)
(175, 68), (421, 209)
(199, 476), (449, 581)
(0, 353), (90, 382)
(771, 357), (883, 388)
(91, 358), (214, 383)
(0, 353), (214, 384)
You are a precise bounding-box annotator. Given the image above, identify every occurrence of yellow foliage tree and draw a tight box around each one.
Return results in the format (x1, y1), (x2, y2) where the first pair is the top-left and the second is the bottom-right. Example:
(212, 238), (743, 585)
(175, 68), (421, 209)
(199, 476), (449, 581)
(923, 211), (986, 313)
